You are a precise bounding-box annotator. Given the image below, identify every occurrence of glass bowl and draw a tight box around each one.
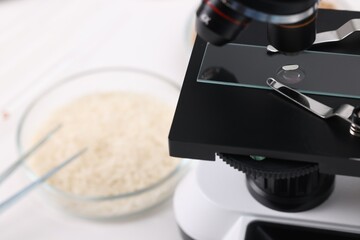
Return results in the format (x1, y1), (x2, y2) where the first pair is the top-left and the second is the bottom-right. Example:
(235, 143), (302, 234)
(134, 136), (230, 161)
(16, 67), (189, 220)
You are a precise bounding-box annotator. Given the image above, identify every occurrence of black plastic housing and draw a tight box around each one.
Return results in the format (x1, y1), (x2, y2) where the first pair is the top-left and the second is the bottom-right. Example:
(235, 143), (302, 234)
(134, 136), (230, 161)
(178, 221), (360, 240)
(245, 221), (360, 240)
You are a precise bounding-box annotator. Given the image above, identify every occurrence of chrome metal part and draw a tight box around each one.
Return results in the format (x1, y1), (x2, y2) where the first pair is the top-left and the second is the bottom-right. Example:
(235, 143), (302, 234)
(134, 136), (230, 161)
(315, 18), (360, 44)
(267, 19), (360, 53)
(350, 123), (360, 137)
(350, 107), (360, 137)
(267, 45), (279, 53)
(267, 78), (360, 135)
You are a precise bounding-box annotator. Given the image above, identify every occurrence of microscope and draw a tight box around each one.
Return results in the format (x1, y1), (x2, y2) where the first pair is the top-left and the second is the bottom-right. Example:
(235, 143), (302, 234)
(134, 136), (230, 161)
(169, 0), (360, 239)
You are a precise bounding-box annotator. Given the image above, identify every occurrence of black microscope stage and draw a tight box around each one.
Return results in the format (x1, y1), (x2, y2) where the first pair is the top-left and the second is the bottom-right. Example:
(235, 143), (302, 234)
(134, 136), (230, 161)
(169, 9), (360, 177)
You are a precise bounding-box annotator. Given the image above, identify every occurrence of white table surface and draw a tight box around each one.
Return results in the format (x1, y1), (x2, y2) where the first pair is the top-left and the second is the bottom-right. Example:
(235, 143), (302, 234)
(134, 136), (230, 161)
(0, 1), (196, 239)
(0, 0), (360, 239)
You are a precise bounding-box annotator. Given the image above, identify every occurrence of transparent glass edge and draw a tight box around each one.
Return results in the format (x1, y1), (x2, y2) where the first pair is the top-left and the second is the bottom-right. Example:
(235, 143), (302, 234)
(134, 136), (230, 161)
(197, 43), (360, 100)
(198, 79), (360, 100)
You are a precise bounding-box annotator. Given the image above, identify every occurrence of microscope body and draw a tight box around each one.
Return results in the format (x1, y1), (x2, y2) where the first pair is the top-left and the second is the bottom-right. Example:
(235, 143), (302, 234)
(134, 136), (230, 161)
(170, 6), (360, 240)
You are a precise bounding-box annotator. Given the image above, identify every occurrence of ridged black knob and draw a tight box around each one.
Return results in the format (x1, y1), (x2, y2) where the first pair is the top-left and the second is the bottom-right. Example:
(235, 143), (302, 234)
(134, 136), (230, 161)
(219, 153), (335, 212)
(247, 172), (334, 212)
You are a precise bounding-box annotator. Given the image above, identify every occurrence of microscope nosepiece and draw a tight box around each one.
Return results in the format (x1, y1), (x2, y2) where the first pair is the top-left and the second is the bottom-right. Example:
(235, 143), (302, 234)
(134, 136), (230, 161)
(195, 0), (318, 52)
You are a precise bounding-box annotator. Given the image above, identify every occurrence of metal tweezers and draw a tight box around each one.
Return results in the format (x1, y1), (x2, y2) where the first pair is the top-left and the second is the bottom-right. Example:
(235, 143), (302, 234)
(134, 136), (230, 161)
(0, 125), (86, 214)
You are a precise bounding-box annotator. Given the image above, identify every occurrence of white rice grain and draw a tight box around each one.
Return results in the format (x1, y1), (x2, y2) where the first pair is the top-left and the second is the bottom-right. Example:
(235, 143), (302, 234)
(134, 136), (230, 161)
(29, 92), (180, 198)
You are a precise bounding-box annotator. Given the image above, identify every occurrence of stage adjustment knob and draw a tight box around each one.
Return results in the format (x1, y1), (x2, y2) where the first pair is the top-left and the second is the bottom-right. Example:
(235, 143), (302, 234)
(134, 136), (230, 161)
(219, 153), (335, 212)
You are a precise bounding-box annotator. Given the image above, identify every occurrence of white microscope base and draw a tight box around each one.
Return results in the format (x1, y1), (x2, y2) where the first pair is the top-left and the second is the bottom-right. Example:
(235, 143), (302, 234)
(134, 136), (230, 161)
(174, 158), (360, 240)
